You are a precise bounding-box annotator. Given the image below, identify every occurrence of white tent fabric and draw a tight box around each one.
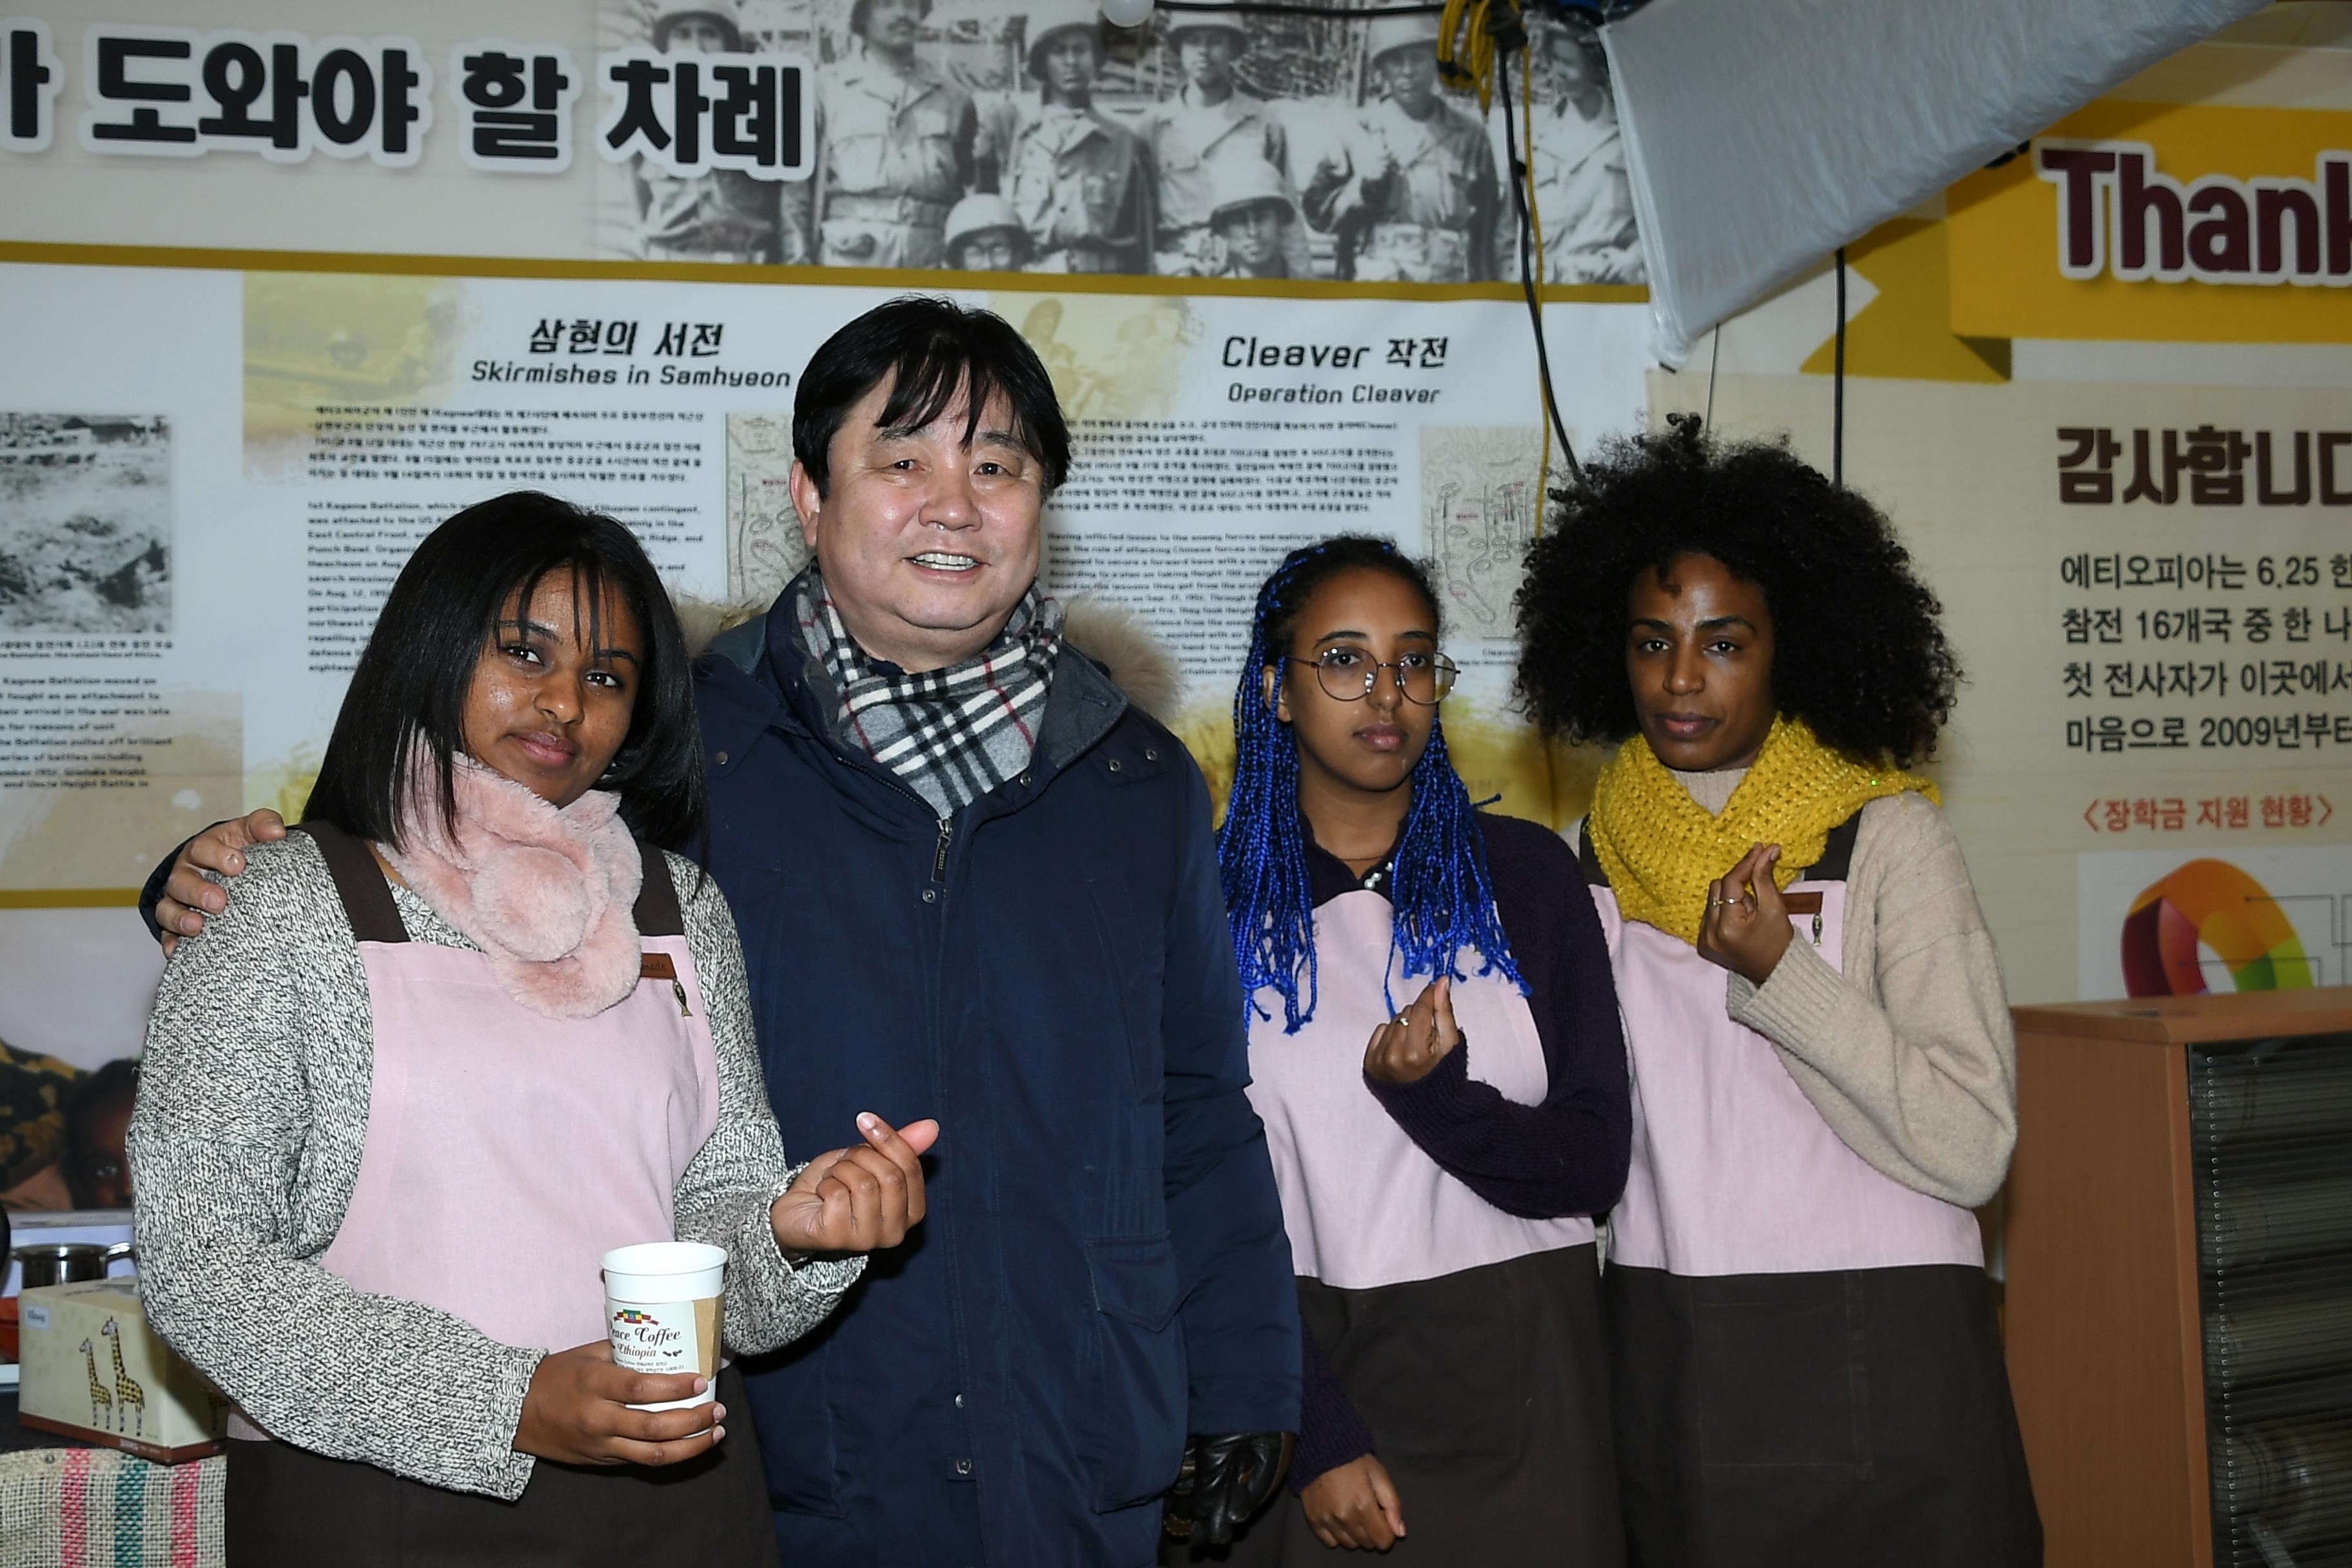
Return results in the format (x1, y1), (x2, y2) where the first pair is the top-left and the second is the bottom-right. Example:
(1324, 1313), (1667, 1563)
(1603, 0), (2273, 365)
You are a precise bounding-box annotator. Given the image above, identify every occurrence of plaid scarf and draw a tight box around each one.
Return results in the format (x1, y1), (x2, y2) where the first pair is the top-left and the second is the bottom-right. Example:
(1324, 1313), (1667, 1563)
(792, 567), (1063, 818)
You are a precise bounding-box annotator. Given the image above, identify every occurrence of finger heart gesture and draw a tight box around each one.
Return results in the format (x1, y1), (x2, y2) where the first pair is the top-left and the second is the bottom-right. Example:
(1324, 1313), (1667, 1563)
(770, 1113), (939, 1260)
(1695, 842), (1793, 988)
(1362, 976), (1462, 1086)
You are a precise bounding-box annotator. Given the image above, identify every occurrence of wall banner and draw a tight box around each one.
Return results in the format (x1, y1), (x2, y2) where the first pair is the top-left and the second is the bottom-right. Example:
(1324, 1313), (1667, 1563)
(0, 0), (1650, 1069)
(4, 5), (2349, 1072)
(0, 255), (1649, 909)
(1, 3), (1644, 292)
(1948, 101), (2352, 344)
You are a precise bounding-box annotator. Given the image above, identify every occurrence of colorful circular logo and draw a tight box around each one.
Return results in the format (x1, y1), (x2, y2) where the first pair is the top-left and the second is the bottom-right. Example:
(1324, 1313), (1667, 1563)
(2121, 858), (2312, 996)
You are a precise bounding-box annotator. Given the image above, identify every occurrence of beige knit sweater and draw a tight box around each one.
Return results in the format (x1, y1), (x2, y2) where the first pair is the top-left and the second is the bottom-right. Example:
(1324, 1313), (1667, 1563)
(1591, 770), (2018, 1211)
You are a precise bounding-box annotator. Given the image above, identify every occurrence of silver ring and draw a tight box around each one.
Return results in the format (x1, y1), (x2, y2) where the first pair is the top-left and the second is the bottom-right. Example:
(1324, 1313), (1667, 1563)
(1393, 1014), (1409, 1026)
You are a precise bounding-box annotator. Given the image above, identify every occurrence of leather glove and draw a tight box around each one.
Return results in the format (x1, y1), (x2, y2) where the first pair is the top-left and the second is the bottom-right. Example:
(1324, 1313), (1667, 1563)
(1162, 1430), (1294, 1547)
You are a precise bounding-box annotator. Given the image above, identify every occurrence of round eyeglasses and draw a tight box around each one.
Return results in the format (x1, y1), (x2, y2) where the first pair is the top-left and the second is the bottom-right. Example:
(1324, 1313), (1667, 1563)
(1284, 649), (1459, 705)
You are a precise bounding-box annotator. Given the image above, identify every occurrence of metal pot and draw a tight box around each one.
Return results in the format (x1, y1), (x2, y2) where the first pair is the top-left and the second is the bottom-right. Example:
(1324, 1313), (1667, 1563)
(11, 1240), (133, 1290)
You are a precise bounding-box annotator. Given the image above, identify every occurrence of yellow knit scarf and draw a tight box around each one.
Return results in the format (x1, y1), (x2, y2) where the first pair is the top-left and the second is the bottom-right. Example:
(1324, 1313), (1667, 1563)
(1589, 715), (1939, 945)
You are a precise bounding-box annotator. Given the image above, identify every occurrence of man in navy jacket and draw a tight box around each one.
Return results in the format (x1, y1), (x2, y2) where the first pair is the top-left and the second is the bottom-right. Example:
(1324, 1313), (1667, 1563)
(144, 298), (1300, 1567)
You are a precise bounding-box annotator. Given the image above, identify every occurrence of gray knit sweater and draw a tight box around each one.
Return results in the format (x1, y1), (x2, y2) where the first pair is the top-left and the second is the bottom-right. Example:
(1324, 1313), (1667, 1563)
(128, 832), (863, 1501)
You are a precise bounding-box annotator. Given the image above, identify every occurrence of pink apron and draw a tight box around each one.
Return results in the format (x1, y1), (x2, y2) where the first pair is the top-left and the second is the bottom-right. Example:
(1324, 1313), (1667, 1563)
(232, 821), (719, 1440)
(1230, 885), (1622, 1566)
(1585, 820), (1981, 1277)
(1578, 814), (2039, 1566)
(1244, 889), (1594, 1292)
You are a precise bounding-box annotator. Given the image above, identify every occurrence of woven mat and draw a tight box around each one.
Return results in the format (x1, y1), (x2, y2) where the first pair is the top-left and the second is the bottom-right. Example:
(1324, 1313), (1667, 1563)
(0, 1449), (222, 1568)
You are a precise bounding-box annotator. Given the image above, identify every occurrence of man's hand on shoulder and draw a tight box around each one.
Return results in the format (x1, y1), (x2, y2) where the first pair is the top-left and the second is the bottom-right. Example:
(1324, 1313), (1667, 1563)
(155, 808), (284, 957)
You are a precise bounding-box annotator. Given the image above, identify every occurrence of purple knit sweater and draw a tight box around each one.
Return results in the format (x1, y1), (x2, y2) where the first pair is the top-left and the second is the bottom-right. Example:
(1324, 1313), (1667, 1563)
(1288, 812), (1631, 1489)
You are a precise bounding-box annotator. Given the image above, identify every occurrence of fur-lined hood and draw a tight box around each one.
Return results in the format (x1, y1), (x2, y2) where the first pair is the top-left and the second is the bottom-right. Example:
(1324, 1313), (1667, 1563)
(1060, 595), (1181, 724)
(674, 590), (1183, 725)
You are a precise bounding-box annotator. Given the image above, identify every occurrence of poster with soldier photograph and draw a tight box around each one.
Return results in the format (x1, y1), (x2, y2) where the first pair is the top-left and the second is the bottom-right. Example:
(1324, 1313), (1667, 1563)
(593, 0), (1642, 286)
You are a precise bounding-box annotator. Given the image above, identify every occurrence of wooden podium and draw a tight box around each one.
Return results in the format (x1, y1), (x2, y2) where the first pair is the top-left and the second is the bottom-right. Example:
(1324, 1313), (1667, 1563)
(2008, 987), (2352, 1568)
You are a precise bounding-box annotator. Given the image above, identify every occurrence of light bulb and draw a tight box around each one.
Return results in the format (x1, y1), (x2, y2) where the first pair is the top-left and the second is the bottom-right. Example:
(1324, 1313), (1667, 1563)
(1099, 0), (1155, 28)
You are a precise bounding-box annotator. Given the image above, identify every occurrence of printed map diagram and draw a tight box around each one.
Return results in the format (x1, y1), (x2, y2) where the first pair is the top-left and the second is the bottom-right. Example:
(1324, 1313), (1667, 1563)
(725, 413), (808, 607)
(1420, 426), (1547, 639)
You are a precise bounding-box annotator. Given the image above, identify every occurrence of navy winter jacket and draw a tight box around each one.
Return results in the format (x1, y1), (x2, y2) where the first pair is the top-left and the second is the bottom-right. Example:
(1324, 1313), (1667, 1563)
(698, 608), (1301, 1567)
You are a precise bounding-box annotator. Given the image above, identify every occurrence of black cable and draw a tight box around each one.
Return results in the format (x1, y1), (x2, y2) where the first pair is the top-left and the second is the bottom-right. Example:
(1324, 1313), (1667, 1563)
(1496, 48), (1580, 485)
(1145, 0), (1607, 490)
(1703, 322), (1720, 431)
(1155, 1), (1446, 14)
(1832, 245), (1846, 487)
(1155, 0), (1625, 14)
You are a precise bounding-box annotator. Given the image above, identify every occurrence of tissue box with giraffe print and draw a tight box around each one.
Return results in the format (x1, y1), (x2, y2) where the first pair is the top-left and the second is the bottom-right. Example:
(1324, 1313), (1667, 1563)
(17, 1279), (227, 1462)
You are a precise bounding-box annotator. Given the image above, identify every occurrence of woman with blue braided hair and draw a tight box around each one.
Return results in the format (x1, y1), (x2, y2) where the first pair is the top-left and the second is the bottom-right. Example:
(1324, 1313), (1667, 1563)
(1202, 536), (1629, 1563)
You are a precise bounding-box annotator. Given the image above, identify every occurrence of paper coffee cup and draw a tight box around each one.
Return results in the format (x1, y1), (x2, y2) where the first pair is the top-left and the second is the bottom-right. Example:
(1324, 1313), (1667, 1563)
(602, 1241), (727, 1411)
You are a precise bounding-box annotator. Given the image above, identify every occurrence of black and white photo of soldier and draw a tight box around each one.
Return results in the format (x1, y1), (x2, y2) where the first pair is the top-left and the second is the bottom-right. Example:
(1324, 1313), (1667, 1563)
(942, 191), (1034, 272)
(629, 3), (799, 263)
(1142, 17), (1298, 278)
(1306, 13), (1506, 284)
(1513, 15), (1643, 285)
(590, 0), (1640, 284)
(0, 415), (170, 636)
(1202, 157), (1299, 279)
(981, 1), (1152, 274)
(810, 0), (979, 267)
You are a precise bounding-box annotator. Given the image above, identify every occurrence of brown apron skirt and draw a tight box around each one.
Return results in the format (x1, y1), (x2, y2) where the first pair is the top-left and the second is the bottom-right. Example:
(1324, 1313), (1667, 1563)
(1198, 1244), (1623, 1565)
(224, 1364), (774, 1567)
(1607, 1262), (2041, 1568)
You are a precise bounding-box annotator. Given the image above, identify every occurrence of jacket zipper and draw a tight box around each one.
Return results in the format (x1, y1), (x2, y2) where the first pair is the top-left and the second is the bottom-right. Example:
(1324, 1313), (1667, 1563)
(831, 750), (957, 891)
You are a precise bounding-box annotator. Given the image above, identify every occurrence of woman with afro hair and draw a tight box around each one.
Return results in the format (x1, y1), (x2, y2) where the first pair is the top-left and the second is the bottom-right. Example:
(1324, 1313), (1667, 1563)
(1515, 419), (2039, 1565)
(1197, 536), (1629, 1562)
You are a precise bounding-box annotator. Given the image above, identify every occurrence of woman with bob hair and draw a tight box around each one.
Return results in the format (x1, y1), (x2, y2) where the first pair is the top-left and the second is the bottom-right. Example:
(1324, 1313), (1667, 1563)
(1514, 420), (2039, 1565)
(1201, 535), (1629, 1562)
(128, 491), (934, 1566)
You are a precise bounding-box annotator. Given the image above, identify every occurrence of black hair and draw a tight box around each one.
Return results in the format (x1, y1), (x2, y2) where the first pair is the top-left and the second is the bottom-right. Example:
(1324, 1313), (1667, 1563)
(1260, 533), (1445, 654)
(793, 295), (1071, 498)
(1514, 418), (1961, 769)
(1220, 536), (1522, 1032)
(304, 491), (707, 851)
(63, 1059), (138, 1208)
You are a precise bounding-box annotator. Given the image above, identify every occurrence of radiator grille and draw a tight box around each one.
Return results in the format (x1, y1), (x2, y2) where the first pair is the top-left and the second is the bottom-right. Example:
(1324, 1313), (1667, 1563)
(2194, 1033), (2352, 1568)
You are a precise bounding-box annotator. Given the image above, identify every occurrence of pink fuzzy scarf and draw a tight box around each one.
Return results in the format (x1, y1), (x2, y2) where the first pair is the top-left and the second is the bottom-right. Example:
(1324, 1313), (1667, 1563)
(382, 755), (645, 1019)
